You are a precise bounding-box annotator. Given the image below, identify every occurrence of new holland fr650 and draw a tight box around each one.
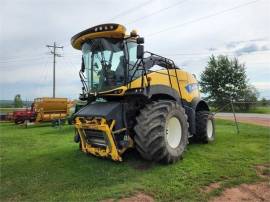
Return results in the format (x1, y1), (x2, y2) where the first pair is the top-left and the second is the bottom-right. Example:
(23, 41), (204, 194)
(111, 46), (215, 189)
(71, 24), (215, 164)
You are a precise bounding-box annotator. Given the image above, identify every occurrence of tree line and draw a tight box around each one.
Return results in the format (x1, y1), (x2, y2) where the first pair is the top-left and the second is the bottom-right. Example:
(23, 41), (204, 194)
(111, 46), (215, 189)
(200, 55), (268, 111)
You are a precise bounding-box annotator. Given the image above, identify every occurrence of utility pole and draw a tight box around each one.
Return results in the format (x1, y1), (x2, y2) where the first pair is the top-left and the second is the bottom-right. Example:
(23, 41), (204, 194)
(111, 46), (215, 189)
(46, 42), (63, 98)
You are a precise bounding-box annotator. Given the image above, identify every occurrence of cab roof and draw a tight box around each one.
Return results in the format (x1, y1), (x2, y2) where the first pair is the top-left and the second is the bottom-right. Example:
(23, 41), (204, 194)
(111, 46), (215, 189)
(71, 23), (126, 50)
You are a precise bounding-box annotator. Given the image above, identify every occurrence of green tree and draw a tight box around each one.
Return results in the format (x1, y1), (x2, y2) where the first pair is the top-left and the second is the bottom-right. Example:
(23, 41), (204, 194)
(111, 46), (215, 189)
(238, 85), (259, 111)
(261, 97), (268, 106)
(200, 55), (250, 109)
(14, 94), (23, 108)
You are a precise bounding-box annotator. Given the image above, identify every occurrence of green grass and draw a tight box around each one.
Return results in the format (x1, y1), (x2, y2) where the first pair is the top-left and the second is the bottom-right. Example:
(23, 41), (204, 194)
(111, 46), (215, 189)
(0, 120), (269, 202)
(0, 108), (15, 113)
(247, 106), (270, 114)
(210, 106), (270, 114)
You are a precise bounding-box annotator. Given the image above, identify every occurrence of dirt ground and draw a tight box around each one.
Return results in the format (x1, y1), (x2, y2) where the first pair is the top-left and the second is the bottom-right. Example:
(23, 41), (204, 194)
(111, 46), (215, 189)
(211, 182), (270, 202)
(118, 193), (154, 202)
(215, 116), (270, 127)
(105, 164), (269, 202)
(102, 157), (269, 202)
(209, 163), (270, 202)
(102, 193), (154, 202)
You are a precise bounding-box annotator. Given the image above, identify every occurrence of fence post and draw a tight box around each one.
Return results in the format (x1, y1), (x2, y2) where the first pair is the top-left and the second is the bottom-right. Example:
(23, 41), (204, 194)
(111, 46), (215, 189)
(230, 100), (239, 134)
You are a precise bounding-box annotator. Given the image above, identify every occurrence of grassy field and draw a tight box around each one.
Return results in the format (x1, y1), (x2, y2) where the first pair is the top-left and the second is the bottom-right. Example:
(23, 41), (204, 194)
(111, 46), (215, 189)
(2, 106), (269, 114)
(0, 108), (26, 113)
(247, 106), (270, 114)
(0, 120), (269, 202)
(210, 106), (270, 114)
(0, 108), (15, 113)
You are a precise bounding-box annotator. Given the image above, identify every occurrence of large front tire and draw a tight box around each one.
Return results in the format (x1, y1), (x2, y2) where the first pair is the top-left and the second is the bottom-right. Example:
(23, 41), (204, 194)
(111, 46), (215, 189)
(134, 100), (189, 164)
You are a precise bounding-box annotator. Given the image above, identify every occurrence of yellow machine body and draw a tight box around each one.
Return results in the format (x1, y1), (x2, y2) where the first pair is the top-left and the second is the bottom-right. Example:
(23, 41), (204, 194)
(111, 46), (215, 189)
(71, 24), (205, 161)
(71, 24), (126, 50)
(91, 69), (200, 102)
(75, 117), (133, 161)
(74, 70), (199, 161)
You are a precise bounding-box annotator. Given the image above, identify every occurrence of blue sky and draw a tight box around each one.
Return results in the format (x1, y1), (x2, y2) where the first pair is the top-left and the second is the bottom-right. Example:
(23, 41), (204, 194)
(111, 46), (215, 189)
(0, 0), (269, 100)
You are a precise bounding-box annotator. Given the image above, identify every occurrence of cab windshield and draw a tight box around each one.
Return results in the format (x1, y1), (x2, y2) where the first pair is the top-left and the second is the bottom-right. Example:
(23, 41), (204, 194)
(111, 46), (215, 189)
(82, 38), (126, 92)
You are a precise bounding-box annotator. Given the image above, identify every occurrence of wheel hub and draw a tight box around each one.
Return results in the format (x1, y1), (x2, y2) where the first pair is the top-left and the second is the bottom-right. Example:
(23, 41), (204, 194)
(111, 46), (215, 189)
(166, 117), (182, 148)
(207, 119), (213, 139)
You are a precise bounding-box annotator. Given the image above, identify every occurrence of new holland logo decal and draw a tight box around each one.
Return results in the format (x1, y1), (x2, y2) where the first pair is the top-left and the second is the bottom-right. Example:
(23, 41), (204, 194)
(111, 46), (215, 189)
(185, 83), (198, 93)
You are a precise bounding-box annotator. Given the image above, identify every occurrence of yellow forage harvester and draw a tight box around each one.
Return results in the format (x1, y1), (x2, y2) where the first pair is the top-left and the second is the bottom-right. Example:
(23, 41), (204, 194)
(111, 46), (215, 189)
(70, 24), (215, 164)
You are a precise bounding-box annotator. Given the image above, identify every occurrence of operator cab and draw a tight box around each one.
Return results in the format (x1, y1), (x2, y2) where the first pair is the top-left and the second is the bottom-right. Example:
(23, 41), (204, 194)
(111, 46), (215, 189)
(71, 23), (176, 100)
(80, 37), (138, 93)
(71, 24), (143, 96)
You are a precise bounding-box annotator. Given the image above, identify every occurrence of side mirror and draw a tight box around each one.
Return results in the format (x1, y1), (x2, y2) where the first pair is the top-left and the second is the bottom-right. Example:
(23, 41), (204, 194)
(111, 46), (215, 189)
(137, 37), (144, 44)
(137, 45), (144, 59)
(81, 56), (85, 72)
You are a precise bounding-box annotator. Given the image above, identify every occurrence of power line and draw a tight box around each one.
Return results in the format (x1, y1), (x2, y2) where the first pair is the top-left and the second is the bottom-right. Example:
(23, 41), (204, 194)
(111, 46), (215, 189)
(0, 56), (47, 64)
(107, 0), (154, 22)
(127, 0), (188, 25)
(146, 0), (261, 37)
(62, 48), (270, 59)
(165, 51), (270, 65)
(164, 49), (270, 57)
(0, 52), (46, 60)
(46, 42), (63, 98)
(4, 38), (268, 63)
(62, 55), (78, 70)
(36, 57), (50, 96)
(59, 0), (262, 54)
(0, 49), (80, 61)
(59, 0), (182, 45)
(57, 1), (155, 46)
(244, 62), (270, 65)
(40, 57), (50, 83)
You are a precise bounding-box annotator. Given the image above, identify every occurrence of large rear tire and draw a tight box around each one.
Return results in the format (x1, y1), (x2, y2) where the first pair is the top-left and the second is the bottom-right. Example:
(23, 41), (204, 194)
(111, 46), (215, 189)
(134, 100), (189, 164)
(194, 111), (215, 143)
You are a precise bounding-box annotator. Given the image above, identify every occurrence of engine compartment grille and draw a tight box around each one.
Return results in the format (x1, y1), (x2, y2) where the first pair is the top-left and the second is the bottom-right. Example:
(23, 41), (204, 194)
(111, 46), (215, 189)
(84, 129), (108, 148)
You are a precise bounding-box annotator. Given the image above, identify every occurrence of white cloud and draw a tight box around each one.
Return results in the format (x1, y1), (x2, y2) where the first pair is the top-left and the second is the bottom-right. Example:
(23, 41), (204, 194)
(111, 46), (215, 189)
(252, 82), (270, 90)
